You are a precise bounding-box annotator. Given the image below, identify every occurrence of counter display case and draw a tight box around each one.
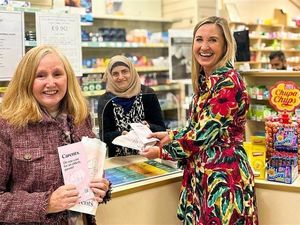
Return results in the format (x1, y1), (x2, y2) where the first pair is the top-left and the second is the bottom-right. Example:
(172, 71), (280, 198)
(95, 155), (300, 225)
(96, 155), (182, 225)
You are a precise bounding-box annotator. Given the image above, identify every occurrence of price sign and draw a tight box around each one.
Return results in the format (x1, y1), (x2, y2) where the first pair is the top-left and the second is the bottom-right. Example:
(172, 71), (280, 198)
(36, 12), (82, 76)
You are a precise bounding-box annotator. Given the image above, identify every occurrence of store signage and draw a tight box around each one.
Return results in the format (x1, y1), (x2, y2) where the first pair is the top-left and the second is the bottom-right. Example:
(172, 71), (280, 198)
(0, 11), (24, 79)
(36, 12), (82, 76)
(269, 81), (300, 112)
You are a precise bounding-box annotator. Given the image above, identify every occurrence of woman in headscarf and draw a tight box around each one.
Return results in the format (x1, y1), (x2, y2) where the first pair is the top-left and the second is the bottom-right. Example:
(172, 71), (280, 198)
(97, 55), (166, 157)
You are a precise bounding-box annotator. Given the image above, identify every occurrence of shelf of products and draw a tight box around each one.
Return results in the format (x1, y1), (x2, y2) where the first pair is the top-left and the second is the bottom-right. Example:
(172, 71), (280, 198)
(241, 70), (300, 140)
(231, 22), (300, 70)
(82, 66), (168, 74)
(86, 81), (185, 135)
(3, 8), (186, 133)
(79, 15), (186, 131)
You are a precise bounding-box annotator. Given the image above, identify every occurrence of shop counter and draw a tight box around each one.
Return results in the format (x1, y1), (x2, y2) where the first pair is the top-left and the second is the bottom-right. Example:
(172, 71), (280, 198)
(95, 155), (183, 225)
(95, 155), (300, 225)
(255, 177), (300, 225)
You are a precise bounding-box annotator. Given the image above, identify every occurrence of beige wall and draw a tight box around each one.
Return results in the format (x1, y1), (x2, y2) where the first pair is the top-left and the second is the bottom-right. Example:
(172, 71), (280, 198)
(162, 0), (198, 28)
(222, 0), (300, 25)
(197, 0), (217, 21)
(14, 0), (52, 8)
(91, 0), (162, 18)
(23, 0), (162, 18)
(162, 0), (217, 28)
(19, 0), (300, 27)
(162, 0), (300, 28)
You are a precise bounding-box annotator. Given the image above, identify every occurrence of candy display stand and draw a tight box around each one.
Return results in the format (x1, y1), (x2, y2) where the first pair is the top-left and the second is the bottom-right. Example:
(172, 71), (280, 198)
(265, 81), (300, 184)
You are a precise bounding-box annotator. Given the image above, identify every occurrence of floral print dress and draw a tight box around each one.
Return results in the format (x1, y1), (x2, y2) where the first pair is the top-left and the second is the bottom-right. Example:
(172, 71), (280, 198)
(161, 63), (258, 225)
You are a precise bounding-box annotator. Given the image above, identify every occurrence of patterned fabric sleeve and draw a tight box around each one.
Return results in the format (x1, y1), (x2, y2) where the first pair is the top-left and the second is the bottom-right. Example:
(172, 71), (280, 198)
(161, 69), (248, 161)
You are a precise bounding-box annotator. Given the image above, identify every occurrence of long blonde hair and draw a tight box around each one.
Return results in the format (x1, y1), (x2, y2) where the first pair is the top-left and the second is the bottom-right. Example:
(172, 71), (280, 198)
(1, 45), (89, 127)
(191, 16), (236, 93)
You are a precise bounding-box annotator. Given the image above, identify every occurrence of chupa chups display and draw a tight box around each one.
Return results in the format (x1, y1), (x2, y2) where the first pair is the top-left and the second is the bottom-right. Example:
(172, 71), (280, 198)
(265, 114), (299, 184)
(265, 81), (300, 184)
(265, 115), (299, 157)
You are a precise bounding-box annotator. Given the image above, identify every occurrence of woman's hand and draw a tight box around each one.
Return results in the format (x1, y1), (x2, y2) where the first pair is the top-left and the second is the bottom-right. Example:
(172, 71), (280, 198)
(89, 178), (110, 203)
(140, 146), (160, 159)
(121, 130), (128, 135)
(148, 131), (171, 147)
(141, 131), (172, 159)
(47, 185), (79, 214)
(142, 120), (150, 128)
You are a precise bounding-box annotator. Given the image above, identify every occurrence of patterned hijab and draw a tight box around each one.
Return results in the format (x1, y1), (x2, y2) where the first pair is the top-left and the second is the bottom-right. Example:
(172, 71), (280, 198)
(105, 55), (141, 98)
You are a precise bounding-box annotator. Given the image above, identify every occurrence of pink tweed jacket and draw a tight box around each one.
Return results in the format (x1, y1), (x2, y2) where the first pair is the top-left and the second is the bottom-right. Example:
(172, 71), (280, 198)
(0, 113), (96, 224)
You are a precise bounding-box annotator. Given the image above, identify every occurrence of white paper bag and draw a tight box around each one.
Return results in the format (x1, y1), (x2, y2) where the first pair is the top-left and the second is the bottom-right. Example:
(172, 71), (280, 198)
(69, 137), (107, 215)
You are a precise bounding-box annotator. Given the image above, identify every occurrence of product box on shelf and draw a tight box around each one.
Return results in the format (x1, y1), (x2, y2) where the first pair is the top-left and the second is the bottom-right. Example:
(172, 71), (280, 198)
(243, 136), (266, 180)
(267, 155), (298, 184)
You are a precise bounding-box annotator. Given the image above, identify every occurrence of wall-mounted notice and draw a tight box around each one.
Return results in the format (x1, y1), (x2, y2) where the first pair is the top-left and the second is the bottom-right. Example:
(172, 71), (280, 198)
(168, 29), (192, 81)
(36, 12), (82, 76)
(0, 11), (24, 80)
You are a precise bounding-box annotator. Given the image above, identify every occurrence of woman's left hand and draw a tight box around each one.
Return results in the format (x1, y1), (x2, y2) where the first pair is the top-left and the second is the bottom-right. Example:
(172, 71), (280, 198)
(140, 145), (160, 159)
(142, 120), (150, 128)
(89, 178), (110, 203)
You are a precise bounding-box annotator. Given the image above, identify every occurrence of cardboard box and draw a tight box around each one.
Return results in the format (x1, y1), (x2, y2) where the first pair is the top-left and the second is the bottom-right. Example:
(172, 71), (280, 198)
(243, 141), (266, 180)
(274, 9), (287, 26)
(267, 164), (298, 184)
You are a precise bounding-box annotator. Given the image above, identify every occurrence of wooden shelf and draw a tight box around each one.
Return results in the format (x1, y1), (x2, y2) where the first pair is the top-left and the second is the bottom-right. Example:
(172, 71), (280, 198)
(83, 66), (169, 74)
(92, 15), (173, 23)
(81, 41), (168, 48)
(241, 70), (300, 77)
(25, 41), (169, 49)
(231, 22), (300, 70)
(82, 83), (181, 97)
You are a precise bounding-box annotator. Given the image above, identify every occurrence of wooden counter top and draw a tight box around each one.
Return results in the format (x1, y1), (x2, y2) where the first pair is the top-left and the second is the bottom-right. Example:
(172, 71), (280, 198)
(255, 176), (300, 192)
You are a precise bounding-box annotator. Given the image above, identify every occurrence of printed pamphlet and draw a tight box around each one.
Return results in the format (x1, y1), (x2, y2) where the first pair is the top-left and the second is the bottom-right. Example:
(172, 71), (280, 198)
(68, 137), (107, 215)
(112, 123), (158, 151)
(58, 142), (94, 202)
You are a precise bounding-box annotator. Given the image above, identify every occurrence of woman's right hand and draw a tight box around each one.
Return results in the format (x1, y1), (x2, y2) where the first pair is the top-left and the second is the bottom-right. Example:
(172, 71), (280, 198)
(140, 131), (171, 159)
(148, 131), (171, 147)
(47, 185), (79, 214)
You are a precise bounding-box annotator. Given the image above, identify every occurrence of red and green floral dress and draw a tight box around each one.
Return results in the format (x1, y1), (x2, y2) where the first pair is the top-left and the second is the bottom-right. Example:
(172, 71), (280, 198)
(161, 64), (258, 225)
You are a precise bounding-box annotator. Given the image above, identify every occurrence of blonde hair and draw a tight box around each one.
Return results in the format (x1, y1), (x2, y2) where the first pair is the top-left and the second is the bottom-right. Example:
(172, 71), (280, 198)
(191, 16), (236, 93)
(1, 45), (89, 127)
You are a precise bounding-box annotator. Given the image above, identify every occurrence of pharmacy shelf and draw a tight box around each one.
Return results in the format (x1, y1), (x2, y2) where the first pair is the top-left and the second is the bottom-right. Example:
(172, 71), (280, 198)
(83, 66), (168, 74)
(81, 41), (168, 48)
(92, 15), (173, 23)
(82, 83), (181, 97)
(24, 41), (168, 49)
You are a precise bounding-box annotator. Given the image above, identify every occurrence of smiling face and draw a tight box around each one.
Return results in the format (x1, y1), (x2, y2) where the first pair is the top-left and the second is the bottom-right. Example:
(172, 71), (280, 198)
(111, 65), (131, 90)
(32, 53), (67, 113)
(193, 23), (225, 75)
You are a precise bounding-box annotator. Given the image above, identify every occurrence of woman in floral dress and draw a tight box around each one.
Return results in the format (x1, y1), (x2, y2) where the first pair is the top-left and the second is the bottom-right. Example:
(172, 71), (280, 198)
(141, 16), (258, 225)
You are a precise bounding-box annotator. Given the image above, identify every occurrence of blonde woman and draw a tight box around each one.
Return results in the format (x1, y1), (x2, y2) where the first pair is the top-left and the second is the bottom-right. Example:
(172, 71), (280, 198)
(0, 45), (110, 224)
(142, 16), (258, 225)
